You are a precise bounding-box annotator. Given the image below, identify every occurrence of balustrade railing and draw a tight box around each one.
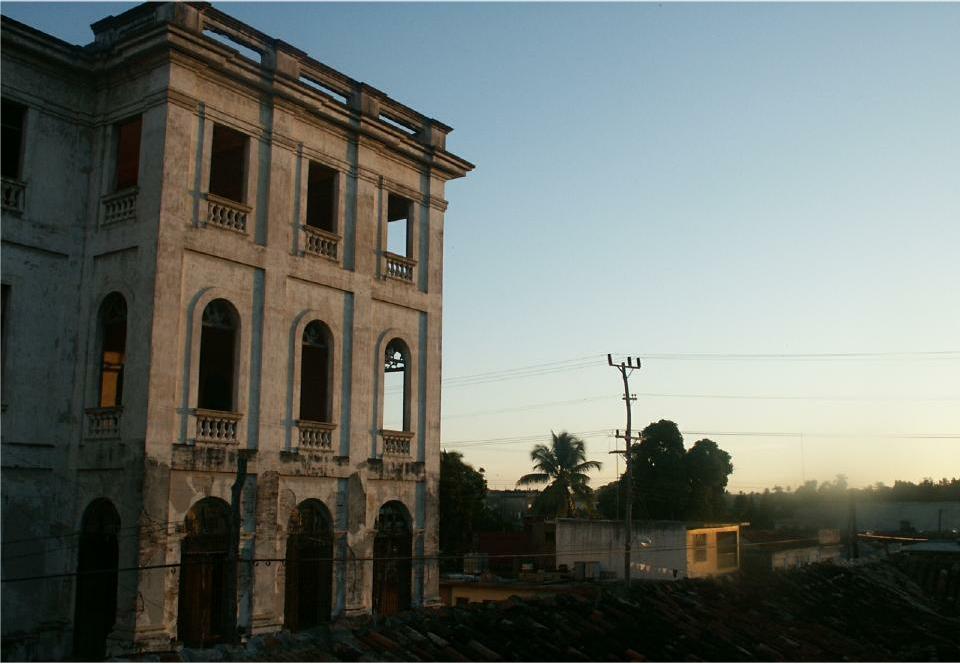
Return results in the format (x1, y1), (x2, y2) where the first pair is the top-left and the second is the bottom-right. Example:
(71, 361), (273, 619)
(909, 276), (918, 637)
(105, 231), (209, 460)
(380, 429), (414, 456)
(383, 252), (416, 283)
(205, 194), (250, 233)
(296, 420), (335, 450)
(194, 409), (242, 444)
(85, 407), (122, 439)
(101, 188), (138, 225)
(301, 225), (339, 261)
(1, 178), (25, 213)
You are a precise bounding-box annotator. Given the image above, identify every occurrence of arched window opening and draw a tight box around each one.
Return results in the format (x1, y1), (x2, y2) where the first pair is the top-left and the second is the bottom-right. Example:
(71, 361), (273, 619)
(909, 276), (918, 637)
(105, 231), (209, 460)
(178, 498), (232, 648)
(284, 500), (334, 631)
(372, 501), (412, 616)
(383, 339), (409, 431)
(299, 321), (331, 423)
(73, 499), (120, 660)
(98, 293), (127, 408)
(198, 299), (238, 412)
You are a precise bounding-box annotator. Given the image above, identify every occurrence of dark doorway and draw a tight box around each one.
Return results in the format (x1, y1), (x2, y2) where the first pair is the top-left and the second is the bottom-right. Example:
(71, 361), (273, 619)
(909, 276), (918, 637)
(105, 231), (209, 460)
(284, 500), (334, 631)
(73, 499), (120, 661)
(198, 299), (238, 412)
(372, 501), (412, 616)
(178, 498), (232, 648)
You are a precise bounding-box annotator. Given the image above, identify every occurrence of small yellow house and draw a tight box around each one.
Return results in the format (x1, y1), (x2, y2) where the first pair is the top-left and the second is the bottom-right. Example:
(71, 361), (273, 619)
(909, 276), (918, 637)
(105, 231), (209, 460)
(686, 524), (741, 578)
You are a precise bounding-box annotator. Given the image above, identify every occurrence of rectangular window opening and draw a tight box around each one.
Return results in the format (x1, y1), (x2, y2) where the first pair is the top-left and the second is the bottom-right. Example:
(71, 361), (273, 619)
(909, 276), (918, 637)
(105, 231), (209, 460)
(115, 115), (142, 191)
(202, 28), (262, 65)
(209, 124), (247, 203)
(306, 162), (337, 233)
(717, 531), (738, 569)
(299, 76), (348, 105)
(386, 193), (411, 257)
(1, 99), (26, 179)
(693, 534), (707, 563)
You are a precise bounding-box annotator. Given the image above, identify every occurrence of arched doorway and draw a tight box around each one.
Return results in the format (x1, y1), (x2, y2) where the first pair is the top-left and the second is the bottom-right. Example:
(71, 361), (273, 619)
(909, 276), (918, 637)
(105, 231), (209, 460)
(178, 498), (232, 648)
(284, 500), (334, 631)
(372, 501), (412, 616)
(73, 499), (120, 660)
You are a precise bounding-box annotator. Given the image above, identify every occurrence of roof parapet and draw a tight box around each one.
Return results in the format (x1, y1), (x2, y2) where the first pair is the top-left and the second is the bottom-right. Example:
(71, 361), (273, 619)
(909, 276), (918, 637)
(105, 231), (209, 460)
(88, 1), (456, 153)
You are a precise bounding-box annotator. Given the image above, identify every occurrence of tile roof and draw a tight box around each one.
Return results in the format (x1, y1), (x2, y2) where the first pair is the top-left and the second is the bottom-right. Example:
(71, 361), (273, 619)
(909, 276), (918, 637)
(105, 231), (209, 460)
(130, 559), (960, 662)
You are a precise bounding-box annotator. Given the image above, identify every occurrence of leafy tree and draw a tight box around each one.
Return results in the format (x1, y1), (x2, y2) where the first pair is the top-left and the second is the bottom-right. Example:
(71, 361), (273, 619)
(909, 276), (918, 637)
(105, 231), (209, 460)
(631, 420), (687, 519)
(596, 480), (627, 520)
(684, 438), (733, 520)
(439, 451), (491, 555)
(517, 431), (601, 517)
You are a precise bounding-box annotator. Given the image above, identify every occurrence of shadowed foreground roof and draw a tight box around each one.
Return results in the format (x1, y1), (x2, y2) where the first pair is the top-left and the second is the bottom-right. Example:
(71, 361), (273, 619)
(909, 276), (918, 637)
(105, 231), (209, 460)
(132, 560), (959, 662)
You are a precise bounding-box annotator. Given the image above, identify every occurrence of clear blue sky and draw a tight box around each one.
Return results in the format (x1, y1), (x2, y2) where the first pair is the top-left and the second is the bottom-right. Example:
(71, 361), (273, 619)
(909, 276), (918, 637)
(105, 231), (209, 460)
(5, 2), (958, 492)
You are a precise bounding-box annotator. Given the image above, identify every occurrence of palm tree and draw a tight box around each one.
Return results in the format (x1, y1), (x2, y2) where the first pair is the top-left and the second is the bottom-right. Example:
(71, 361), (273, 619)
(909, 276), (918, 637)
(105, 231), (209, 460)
(516, 431), (602, 517)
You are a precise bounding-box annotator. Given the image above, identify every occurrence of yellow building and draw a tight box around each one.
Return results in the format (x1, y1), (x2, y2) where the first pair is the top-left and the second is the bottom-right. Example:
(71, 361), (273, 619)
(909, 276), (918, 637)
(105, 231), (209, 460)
(686, 524), (741, 578)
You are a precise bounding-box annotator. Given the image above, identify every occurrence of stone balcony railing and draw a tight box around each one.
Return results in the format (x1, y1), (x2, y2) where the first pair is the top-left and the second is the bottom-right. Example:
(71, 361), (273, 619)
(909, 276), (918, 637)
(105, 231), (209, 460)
(85, 406), (122, 440)
(380, 429), (414, 457)
(101, 187), (138, 226)
(205, 194), (250, 233)
(1, 178), (26, 213)
(296, 419), (335, 450)
(194, 409), (242, 444)
(301, 225), (339, 261)
(383, 252), (416, 283)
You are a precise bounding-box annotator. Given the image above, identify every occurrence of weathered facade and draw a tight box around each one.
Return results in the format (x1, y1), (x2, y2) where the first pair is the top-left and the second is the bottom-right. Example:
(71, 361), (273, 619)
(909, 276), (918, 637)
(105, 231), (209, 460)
(1, 3), (471, 659)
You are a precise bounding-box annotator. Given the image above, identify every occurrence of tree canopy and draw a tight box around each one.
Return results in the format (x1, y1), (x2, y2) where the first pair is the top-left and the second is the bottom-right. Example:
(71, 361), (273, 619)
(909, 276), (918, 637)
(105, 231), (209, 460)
(517, 431), (602, 517)
(597, 420), (734, 521)
(438, 450), (491, 555)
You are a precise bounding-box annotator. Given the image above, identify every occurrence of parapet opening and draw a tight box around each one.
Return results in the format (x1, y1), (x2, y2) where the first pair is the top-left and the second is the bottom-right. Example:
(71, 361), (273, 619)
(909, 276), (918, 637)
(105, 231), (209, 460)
(202, 28), (263, 65)
(299, 75), (349, 106)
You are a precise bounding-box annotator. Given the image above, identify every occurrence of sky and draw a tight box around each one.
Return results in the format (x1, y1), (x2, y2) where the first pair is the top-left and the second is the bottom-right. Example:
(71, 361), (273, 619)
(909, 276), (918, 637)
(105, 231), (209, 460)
(4, 1), (958, 493)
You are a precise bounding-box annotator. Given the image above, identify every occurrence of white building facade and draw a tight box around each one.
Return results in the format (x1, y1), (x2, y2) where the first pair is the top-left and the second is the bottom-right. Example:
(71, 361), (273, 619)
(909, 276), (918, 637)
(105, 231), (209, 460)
(1, 3), (471, 659)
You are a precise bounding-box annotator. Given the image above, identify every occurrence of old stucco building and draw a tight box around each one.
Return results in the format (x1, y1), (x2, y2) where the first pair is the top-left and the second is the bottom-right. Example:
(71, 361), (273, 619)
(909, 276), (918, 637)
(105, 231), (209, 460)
(1, 2), (471, 659)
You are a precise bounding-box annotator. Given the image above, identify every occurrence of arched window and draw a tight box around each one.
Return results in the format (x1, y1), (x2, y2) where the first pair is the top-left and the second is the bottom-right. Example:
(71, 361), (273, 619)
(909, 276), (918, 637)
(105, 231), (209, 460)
(198, 299), (239, 412)
(284, 500), (334, 631)
(299, 321), (332, 422)
(73, 499), (120, 660)
(179, 497), (232, 648)
(372, 501), (412, 616)
(383, 338), (409, 431)
(98, 293), (127, 408)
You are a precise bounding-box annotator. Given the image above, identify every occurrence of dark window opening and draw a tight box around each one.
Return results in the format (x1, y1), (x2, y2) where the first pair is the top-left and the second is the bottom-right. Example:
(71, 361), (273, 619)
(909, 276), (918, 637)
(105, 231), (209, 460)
(73, 499), (120, 660)
(284, 500), (333, 631)
(1, 285), (9, 401)
(115, 115), (142, 191)
(98, 293), (127, 408)
(717, 531), (738, 569)
(305, 162), (337, 233)
(383, 338), (408, 431)
(179, 498), (233, 648)
(693, 533), (707, 563)
(1, 99), (26, 179)
(198, 299), (238, 412)
(299, 321), (331, 422)
(386, 193), (411, 257)
(209, 124), (247, 203)
(372, 501), (412, 616)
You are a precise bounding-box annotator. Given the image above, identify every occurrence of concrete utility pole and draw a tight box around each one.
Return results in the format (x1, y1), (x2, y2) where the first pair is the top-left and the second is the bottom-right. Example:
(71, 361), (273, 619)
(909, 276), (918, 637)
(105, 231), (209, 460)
(228, 451), (249, 643)
(608, 354), (641, 585)
(847, 490), (859, 560)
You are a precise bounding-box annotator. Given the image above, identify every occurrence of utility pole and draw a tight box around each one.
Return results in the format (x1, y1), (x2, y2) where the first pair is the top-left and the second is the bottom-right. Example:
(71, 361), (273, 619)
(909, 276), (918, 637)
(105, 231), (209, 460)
(847, 490), (859, 560)
(608, 354), (641, 585)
